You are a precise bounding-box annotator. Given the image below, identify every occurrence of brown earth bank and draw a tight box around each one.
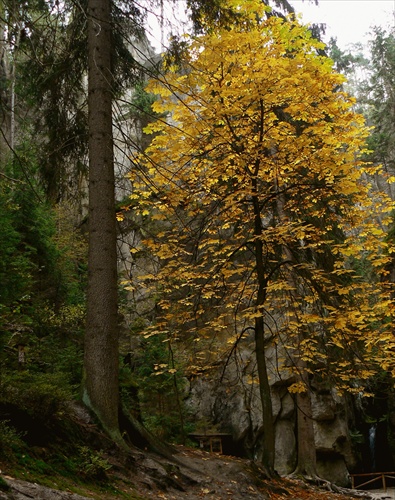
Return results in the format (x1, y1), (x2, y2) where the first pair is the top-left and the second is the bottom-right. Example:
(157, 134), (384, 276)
(0, 445), (386, 500)
(0, 402), (387, 500)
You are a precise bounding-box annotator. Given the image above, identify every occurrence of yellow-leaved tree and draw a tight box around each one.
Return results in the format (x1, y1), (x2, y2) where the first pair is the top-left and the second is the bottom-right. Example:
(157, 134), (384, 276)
(127, 1), (395, 477)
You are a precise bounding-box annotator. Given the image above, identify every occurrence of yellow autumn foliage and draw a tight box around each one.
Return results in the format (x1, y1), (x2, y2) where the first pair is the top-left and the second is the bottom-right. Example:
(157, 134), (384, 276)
(127, 0), (395, 389)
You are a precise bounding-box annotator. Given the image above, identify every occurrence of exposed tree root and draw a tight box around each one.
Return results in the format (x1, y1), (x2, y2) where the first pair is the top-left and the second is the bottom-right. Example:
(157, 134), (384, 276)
(287, 473), (377, 498)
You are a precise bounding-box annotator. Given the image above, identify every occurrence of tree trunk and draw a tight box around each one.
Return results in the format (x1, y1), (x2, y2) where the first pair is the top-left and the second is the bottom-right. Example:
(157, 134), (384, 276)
(83, 0), (121, 440)
(254, 315), (276, 475)
(252, 183), (276, 476)
(0, 4), (13, 166)
(294, 388), (317, 477)
(274, 189), (318, 478)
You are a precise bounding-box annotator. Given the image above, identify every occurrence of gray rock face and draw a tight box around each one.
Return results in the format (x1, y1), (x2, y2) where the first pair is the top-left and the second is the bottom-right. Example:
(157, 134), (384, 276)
(185, 339), (356, 486)
(274, 419), (296, 475)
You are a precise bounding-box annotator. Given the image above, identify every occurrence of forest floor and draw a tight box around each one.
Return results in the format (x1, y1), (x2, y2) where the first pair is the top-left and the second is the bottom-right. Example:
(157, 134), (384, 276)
(1, 444), (391, 500)
(122, 444), (394, 500)
(0, 401), (391, 500)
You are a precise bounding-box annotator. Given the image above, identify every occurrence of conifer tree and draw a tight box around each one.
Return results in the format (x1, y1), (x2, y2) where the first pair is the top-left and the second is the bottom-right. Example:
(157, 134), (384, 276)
(83, 0), (121, 440)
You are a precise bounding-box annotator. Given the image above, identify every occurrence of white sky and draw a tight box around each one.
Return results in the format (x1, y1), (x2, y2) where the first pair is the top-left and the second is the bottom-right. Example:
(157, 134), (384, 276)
(291, 0), (395, 49)
(147, 0), (395, 52)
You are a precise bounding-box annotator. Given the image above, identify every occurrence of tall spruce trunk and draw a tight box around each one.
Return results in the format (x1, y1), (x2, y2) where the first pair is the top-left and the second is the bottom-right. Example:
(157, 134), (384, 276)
(83, 0), (121, 439)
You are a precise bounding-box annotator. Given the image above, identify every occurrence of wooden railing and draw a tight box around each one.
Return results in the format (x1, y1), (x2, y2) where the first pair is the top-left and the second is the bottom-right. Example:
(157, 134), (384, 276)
(350, 472), (395, 491)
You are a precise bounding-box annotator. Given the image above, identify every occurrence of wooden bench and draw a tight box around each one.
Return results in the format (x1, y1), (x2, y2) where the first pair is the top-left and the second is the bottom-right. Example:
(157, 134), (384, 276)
(188, 432), (231, 454)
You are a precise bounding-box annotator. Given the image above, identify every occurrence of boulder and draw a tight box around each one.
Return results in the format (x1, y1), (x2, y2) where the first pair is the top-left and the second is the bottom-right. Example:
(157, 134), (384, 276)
(0, 476), (90, 500)
(185, 345), (356, 485)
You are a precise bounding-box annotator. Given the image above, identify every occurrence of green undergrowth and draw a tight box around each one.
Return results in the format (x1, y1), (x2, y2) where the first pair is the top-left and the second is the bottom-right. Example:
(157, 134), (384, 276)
(0, 415), (146, 500)
(1, 463), (145, 500)
(0, 476), (10, 492)
(0, 370), (146, 499)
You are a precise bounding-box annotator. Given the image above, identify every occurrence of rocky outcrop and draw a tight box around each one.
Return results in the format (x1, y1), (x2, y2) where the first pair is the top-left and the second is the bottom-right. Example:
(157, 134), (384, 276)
(0, 476), (91, 500)
(185, 335), (356, 487)
(313, 390), (355, 486)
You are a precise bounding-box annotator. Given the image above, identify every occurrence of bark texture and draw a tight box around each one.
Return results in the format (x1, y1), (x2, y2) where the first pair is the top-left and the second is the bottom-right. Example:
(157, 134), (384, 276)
(83, 0), (120, 437)
(294, 389), (317, 477)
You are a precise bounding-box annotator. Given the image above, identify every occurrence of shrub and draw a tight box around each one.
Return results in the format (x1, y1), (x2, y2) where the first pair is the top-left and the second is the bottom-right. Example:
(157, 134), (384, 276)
(0, 420), (26, 461)
(77, 447), (112, 480)
(0, 372), (72, 420)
